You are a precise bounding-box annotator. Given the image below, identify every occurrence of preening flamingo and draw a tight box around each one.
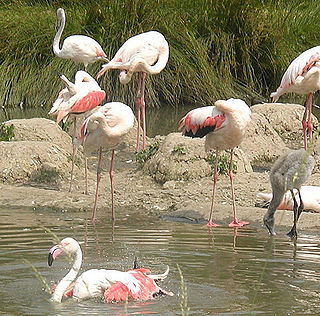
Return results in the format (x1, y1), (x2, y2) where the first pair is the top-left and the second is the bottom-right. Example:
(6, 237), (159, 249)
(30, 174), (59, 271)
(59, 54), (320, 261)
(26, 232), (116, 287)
(48, 237), (173, 303)
(49, 70), (106, 193)
(257, 185), (320, 213)
(263, 149), (315, 238)
(179, 98), (252, 227)
(270, 45), (320, 149)
(97, 30), (169, 152)
(75, 102), (135, 223)
(53, 8), (108, 70)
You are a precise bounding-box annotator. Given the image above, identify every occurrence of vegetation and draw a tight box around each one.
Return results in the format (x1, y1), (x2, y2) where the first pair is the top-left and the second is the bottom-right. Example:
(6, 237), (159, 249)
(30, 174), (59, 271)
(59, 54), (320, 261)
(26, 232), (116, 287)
(0, 123), (14, 141)
(171, 145), (186, 155)
(136, 140), (160, 166)
(206, 151), (237, 175)
(0, 0), (320, 111)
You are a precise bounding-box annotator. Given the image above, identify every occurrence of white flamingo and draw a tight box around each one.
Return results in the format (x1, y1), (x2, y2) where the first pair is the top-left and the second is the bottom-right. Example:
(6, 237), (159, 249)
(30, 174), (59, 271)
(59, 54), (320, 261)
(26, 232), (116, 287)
(48, 237), (173, 303)
(75, 102), (135, 223)
(53, 8), (108, 70)
(179, 98), (252, 227)
(270, 45), (320, 149)
(49, 70), (106, 193)
(97, 30), (169, 152)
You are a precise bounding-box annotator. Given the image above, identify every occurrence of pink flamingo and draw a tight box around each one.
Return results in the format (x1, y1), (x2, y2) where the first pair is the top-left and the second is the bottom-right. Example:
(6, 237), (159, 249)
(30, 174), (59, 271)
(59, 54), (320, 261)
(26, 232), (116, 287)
(257, 185), (320, 213)
(96, 31), (169, 152)
(49, 70), (106, 193)
(48, 237), (173, 303)
(179, 98), (252, 227)
(270, 45), (320, 149)
(75, 102), (135, 223)
(53, 8), (108, 70)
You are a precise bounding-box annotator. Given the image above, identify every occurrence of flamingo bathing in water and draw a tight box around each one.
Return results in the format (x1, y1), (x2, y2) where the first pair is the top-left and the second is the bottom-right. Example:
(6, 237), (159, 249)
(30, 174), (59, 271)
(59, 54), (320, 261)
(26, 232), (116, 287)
(53, 8), (108, 70)
(97, 31), (169, 152)
(179, 98), (252, 227)
(263, 149), (315, 238)
(270, 45), (320, 149)
(49, 70), (106, 193)
(48, 237), (173, 303)
(75, 102), (135, 223)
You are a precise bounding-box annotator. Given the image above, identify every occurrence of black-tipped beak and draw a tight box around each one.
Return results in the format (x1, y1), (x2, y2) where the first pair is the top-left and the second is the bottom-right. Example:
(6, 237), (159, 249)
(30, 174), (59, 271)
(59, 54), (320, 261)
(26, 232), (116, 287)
(56, 71), (63, 78)
(48, 252), (54, 266)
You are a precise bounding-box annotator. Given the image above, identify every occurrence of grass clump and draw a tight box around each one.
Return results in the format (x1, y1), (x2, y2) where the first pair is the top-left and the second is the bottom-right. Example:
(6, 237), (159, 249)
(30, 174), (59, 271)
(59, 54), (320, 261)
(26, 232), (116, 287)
(136, 140), (160, 166)
(1, 0), (320, 110)
(0, 123), (14, 141)
(206, 151), (237, 175)
(171, 145), (186, 156)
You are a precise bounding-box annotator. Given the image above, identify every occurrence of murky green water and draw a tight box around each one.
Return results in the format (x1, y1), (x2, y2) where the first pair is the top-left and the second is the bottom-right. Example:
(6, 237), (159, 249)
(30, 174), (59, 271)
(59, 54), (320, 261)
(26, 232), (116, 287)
(1, 206), (320, 315)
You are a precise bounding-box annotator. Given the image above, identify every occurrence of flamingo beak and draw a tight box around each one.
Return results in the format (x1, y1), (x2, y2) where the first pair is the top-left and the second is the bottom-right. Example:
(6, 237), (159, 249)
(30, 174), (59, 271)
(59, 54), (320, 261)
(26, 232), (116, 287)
(48, 245), (62, 266)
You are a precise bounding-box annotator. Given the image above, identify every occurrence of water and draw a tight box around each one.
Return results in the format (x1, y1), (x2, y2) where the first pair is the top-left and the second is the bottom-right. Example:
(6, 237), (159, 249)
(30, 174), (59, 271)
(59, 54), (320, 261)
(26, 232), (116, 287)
(1, 207), (320, 315)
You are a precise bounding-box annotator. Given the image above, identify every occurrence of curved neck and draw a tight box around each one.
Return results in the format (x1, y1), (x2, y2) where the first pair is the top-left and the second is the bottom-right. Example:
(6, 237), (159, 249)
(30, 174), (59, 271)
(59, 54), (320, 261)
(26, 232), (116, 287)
(51, 247), (82, 302)
(53, 14), (65, 57)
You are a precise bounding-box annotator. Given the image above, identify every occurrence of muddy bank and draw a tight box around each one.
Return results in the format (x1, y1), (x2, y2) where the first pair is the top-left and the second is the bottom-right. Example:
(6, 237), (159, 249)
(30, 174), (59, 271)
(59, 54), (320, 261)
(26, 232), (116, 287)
(0, 103), (320, 236)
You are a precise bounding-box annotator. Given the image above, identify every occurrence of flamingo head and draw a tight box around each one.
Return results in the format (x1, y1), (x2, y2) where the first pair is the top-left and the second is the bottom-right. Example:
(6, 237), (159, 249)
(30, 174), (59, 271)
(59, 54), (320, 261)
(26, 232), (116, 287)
(263, 213), (276, 236)
(48, 237), (79, 266)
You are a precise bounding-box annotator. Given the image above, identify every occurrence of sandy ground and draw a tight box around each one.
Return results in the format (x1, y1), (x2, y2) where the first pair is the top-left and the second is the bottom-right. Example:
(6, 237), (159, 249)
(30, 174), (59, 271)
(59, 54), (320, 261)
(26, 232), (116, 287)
(0, 102), (320, 236)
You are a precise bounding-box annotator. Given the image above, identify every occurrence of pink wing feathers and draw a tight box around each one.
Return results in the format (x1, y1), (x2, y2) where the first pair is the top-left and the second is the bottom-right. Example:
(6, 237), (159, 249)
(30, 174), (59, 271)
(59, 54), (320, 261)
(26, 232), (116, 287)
(56, 90), (106, 123)
(271, 46), (320, 100)
(104, 269), (171, 303)
(179, 106), (225, 138)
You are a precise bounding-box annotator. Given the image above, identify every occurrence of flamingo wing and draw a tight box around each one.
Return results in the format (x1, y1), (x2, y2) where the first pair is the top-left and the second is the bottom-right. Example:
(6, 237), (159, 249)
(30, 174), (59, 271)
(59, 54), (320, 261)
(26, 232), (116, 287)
(179, 106), (225, 138)
(104, 270), (167, 303)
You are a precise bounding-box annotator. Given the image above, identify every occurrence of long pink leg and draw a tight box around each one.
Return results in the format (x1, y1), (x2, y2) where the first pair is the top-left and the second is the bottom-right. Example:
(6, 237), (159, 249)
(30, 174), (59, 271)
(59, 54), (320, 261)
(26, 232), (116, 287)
(69, 117), (77, 192)
(84, 157), (89, 195)
(135, 73), (143, 152)
(302, 92), (313, 150)
(206, 149), (220, 227)
(228, 149), (249, 227)
(140, 72), (147, 150)
(92, 146), (102, 224)
(109, 150), (115, 221)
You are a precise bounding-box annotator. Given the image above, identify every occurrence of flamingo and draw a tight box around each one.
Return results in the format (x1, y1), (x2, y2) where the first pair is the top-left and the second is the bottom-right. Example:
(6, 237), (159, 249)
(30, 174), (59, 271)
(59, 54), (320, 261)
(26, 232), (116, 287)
(270, 45), (320, 149)
(257, 186), (320, 213)
(179, 98), (252, 227)
(53, 8), (108, 70)
(48, 237), (173, 303)
(263, 149), (315, 238)
(96, 30), (169, 152)
(49, 70), (106, 193)
(75, 102), (135, 223)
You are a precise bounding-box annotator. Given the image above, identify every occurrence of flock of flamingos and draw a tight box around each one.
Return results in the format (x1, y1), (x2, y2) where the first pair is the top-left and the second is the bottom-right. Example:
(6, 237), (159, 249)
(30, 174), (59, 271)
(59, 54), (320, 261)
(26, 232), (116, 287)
(46, 7), (319, 305)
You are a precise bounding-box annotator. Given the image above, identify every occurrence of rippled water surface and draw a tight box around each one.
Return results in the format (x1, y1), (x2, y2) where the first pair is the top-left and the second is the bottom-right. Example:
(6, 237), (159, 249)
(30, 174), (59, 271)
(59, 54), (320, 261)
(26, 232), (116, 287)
(1, 206), (320, 315)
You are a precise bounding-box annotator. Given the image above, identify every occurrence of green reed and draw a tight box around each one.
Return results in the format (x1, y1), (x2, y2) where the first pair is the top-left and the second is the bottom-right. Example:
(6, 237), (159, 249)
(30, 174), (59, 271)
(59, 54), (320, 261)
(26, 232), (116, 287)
(0, 0), (319, 110)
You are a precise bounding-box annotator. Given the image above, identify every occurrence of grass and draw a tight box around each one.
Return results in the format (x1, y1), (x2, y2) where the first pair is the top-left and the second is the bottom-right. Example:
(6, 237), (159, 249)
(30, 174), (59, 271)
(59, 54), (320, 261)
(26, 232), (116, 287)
(1, 0), (320, 111)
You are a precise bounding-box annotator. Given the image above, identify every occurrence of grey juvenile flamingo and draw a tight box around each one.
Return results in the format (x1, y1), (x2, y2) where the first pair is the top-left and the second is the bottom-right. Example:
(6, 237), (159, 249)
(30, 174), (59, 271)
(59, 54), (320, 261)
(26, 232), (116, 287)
(263, 148), (315, 238)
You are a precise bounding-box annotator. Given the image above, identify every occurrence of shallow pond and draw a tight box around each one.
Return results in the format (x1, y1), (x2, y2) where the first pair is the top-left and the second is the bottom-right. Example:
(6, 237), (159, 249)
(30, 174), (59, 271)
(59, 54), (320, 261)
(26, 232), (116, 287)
(1, 206), (320, 315)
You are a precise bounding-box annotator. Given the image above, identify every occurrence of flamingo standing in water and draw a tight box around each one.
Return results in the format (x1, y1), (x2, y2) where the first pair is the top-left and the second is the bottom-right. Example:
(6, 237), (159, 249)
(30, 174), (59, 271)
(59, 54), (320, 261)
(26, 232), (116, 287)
(270, 45), (320, 149)
(97, 31), (169, 152)
(48, 237), (173, 303)
(53, 8), (108, 70)
(75, 102), (135, 223)
(179, 98), (252, 227)
(263, 149), (315, 238)
(49, 71), (106, 193)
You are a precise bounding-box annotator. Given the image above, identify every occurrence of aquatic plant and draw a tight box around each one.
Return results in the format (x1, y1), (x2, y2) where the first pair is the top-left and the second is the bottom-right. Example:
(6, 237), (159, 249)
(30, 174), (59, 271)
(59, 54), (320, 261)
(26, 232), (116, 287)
(0, 0), (319, 109)
(136, 140), (160, 166)
(177, 264), (189, 315)
(0, 123), (14, 141)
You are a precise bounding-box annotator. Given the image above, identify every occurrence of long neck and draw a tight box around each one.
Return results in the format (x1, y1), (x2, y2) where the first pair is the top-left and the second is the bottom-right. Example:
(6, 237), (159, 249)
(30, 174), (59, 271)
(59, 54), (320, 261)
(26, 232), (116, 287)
(51, 248), (82, 302)
(120, 47), (169, 84)
(52, 15), (65, 57)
